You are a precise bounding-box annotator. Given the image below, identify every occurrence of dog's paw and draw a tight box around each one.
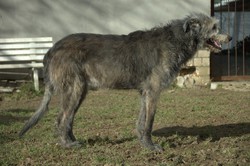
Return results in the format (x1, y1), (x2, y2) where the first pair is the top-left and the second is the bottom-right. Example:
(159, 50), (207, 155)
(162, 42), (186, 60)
(152, 144), (164, 152)
(59, 141), (82, 148)
(141, 140), (164, 153)
(147, 144), (164, 153)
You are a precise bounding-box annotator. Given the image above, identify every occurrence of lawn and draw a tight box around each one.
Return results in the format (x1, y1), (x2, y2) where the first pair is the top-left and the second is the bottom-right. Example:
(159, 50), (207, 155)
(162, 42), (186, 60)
(0, 85), (250, 165)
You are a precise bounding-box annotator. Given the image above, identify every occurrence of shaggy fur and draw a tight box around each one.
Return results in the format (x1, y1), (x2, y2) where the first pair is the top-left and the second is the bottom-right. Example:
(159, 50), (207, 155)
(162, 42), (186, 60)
(19, 13), (231, 152)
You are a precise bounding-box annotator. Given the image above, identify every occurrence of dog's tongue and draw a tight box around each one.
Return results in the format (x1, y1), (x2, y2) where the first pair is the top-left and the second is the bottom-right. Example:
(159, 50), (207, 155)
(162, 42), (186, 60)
(214, 40), (222, 49)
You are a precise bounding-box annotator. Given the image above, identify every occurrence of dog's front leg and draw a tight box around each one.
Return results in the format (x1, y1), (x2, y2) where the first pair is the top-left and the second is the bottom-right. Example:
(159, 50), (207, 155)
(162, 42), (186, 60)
(137, 89), (163, 152)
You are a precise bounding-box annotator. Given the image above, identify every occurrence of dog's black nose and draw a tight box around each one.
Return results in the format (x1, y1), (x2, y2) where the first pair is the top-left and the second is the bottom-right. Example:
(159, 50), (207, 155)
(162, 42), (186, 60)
(229, 36), (232, 41)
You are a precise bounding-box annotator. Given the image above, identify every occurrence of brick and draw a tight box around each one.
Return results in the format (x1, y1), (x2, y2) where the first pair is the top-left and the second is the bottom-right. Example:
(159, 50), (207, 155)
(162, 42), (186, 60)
(201, 57), (210, 66)
(193, 58), (202, 66)
(199, 76), (211, 84)
(196, 49), (210, 58)
(194, 76), (211, 85)
(186, 59), (194, 66)
(196, 66), (210, 76)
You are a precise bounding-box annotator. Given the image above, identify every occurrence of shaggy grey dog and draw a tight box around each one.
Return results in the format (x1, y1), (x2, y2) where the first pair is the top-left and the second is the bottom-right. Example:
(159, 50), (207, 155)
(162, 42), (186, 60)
(20, 13), (231, 152)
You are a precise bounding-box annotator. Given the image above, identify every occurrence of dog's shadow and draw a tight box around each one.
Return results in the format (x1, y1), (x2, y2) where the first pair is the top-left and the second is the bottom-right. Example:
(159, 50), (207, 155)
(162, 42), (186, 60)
(0, 109), (33, 126)
(78, 135), (136, 146)
(153, 123), (250, 141)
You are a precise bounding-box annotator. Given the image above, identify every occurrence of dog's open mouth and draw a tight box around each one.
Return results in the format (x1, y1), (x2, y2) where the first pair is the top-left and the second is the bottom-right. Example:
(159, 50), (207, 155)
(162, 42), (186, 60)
(207, 38), (222, 50)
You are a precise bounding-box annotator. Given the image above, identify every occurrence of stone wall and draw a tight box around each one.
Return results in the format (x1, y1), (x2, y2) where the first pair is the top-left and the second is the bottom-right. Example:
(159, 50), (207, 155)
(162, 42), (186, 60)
(177, 50), (211, 87)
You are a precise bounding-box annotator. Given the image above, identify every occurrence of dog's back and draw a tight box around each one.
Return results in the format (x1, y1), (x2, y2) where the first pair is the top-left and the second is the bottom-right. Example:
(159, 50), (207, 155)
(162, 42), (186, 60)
(44, 33), (163, 90)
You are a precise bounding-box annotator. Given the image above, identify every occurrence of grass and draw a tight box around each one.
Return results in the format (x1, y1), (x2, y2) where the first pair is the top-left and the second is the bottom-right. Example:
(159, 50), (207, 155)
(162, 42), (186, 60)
(0, 86), (250, 165)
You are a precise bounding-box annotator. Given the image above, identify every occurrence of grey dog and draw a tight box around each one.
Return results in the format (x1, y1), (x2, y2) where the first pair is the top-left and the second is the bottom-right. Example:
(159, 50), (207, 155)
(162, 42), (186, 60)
(19, 13), (231, 152)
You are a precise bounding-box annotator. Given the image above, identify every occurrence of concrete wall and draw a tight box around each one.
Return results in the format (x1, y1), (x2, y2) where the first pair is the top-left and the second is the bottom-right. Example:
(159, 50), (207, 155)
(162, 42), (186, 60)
(0, 0), (210, 42)
(0, 0), (211, 85)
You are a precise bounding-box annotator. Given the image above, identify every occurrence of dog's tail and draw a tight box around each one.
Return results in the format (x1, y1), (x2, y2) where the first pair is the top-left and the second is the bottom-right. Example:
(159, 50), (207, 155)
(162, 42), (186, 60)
(19, 84), (53, 137)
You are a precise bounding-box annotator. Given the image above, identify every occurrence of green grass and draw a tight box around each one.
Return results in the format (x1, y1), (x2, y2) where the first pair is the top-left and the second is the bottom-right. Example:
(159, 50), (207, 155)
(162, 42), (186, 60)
(4, 82), (44, 101)
(0, 87), (250, 165)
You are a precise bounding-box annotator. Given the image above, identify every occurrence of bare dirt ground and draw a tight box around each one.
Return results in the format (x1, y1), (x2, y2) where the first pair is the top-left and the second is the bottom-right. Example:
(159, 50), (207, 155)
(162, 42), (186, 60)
(219, 81), (250, 92)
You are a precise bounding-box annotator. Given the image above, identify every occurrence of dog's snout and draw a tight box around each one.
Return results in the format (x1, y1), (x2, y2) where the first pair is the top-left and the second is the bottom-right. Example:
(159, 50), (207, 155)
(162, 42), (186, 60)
(228, 36), (232, 41)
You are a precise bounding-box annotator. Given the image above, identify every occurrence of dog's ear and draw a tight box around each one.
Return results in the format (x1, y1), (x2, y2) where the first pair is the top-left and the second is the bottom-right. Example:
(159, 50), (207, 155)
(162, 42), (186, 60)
(183, 18), (201, 33)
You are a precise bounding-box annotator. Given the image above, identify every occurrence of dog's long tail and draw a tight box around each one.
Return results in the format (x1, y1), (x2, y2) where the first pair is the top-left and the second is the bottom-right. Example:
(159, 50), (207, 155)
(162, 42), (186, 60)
(19, 84), (53, 137)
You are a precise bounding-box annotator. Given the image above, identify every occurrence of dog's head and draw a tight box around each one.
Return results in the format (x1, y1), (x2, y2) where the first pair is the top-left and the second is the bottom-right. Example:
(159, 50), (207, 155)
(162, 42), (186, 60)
(183, 13), (232, 52)
(206, 34), (232, 53)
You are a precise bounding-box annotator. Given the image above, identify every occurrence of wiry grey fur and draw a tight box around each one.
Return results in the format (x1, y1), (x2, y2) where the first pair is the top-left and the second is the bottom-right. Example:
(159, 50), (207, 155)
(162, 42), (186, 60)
(19, 13), (231, 152)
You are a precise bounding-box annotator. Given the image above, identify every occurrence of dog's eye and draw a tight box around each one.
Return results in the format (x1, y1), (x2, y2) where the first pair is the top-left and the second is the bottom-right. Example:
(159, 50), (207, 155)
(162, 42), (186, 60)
(212, 24), (217, 30)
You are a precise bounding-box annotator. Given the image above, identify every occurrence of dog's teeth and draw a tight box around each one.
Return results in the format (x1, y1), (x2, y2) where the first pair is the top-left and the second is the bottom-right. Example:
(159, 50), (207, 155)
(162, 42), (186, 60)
(214, 41), (221, 48)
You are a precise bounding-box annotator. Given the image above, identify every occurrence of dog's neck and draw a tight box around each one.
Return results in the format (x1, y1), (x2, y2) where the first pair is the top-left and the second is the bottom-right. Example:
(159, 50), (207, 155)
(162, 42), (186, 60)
(171, 33), (202, 66)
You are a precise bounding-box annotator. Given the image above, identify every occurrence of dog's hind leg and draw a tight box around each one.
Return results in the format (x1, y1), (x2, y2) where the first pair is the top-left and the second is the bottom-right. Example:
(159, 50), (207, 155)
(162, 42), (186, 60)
(56, 72), (87, 148)
(137, 88), (163, 152)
